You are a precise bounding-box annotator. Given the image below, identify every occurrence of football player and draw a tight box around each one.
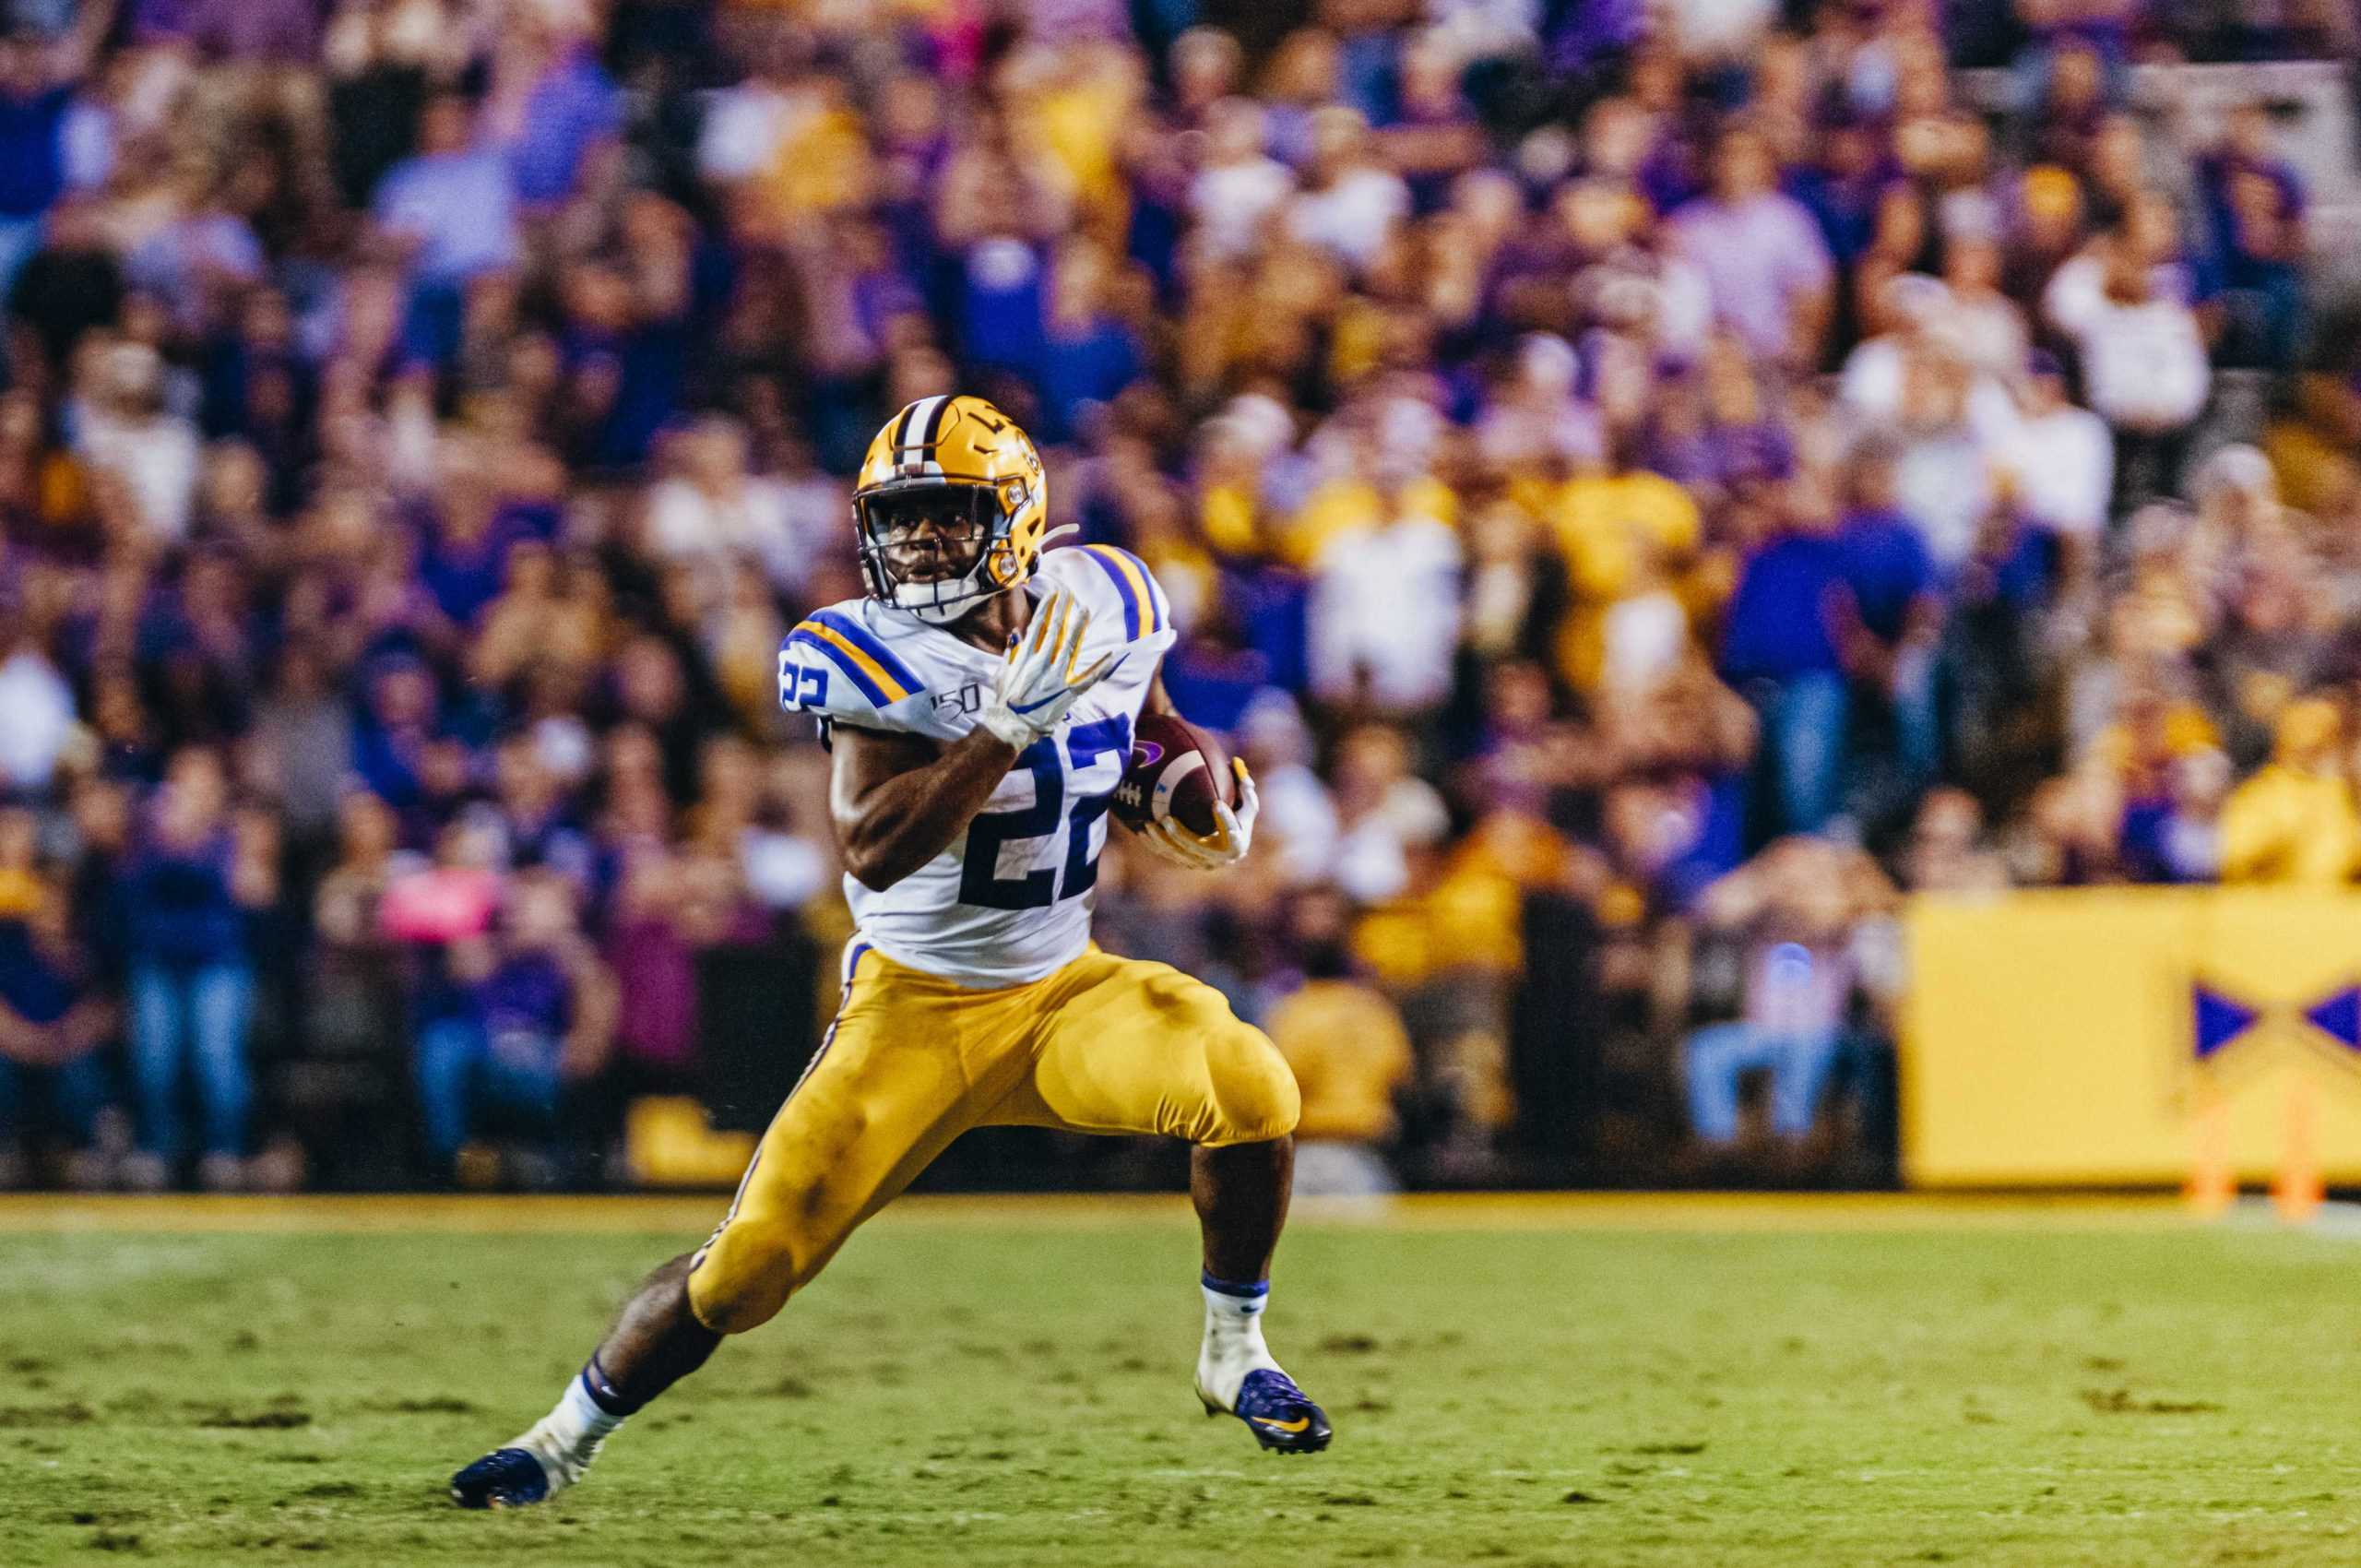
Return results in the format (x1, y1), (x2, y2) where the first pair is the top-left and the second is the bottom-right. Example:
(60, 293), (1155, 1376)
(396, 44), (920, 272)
(452, 395), (1329, 1509)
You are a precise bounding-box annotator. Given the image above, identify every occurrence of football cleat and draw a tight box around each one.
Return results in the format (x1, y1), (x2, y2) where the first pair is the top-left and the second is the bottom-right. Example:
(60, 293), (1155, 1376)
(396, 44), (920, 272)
(1199, 1366), (1333, 1455)
(449, 1447), (552, 1509)
(450, 1417), (602, 1509)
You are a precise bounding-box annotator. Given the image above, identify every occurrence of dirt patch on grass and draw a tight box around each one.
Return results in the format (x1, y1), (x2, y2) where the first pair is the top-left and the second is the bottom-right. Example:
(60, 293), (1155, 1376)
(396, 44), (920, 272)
(0, 1400), (94, 1427)
(2080, 1387), (2221, 1416)
(196, 1407), (314, 1430)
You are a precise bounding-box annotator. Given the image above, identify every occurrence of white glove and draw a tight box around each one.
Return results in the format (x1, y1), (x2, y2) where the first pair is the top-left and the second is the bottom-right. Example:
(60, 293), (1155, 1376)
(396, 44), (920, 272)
(978, 588), (1117, 750)
(1137, 758), (1259, 871)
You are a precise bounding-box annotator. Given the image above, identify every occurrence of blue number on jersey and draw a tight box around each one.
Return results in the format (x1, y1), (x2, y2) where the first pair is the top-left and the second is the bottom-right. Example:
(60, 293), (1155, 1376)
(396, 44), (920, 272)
(778, 651), (830, 711)
(958, 717), (1132, 910)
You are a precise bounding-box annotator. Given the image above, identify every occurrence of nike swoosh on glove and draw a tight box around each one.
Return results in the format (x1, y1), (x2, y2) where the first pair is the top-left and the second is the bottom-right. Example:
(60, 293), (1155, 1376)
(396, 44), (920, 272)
(977, 587), (1118, 749)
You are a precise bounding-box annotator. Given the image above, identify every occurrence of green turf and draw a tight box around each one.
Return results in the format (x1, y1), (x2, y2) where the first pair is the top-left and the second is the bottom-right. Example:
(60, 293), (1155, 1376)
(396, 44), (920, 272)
(6, 1213), (2361, 1566)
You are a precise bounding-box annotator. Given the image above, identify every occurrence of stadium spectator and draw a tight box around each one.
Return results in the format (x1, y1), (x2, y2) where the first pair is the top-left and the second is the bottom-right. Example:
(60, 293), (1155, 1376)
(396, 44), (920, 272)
(1836, 435), (1944, 800)
(2219, 698), (2361, 885)
(1898, 789), (2011, 895)
(2198, 101), (2308, 370)
(2042, 194), (2213, 508)
(1997, 349), (2113, 546)
(1718, 478), (1855, 836)
(371, 90), (520, 332)
(1670, 123), (1833, 373)
(0, 10), (102, 303)
(0, 804), (114, 1188)
(1305, 460), (1463, 719)
(1681, 838), (1887, 1152)
(1261, 886), (1415, 1196)
(413, 869), (615, 1183)
(0, 605), (77, 795)
(73, 339), (200, 544)
(118, 746), (273, 1191)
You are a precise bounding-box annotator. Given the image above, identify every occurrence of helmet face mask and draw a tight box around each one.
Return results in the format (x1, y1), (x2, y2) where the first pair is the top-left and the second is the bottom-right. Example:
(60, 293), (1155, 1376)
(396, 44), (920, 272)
(855, 481), (1005, 624)
(853, 396), (1048, 625)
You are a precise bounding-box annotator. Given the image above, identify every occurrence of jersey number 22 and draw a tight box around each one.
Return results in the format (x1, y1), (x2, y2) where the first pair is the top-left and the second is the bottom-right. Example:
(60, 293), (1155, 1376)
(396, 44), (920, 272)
(959, 717), (1132, 909)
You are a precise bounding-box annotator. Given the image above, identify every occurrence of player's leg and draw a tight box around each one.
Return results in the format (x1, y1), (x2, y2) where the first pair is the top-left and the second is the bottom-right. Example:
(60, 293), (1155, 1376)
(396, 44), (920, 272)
(448, 1243), (722, 1509)
(1195, 1129), (1291, 1285)
(990, 952), (1329, 1453)
(1190, 1133), (1333, 1450)
(453, 947), (1015, 1507)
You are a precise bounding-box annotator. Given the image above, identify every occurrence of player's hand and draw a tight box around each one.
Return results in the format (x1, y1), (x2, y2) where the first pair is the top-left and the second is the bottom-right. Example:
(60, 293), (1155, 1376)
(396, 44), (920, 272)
(1138, 758), (1258, 871)
(978, 587), (1117, 749)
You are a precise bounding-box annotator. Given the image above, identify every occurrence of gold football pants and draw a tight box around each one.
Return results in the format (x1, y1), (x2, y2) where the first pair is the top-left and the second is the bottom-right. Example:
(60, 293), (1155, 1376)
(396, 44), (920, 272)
(686, 940), (1301, 1334)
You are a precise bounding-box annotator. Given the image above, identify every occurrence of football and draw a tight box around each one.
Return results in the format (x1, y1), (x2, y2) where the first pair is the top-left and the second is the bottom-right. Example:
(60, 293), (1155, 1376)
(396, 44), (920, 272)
(1111, 712), (1235, 837)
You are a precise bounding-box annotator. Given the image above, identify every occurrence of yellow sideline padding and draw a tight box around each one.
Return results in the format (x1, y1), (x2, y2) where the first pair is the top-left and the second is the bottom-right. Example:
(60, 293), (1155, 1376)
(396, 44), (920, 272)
(1904, 887), (2361, 1186)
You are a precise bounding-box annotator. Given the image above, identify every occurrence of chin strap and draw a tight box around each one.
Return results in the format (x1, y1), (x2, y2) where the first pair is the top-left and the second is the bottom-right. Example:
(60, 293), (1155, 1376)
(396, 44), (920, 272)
(892, 532), (1063, 623)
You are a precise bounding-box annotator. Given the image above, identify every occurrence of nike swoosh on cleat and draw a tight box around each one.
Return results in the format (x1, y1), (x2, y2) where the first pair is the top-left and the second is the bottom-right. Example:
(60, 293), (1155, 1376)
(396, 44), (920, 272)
(1252, 1416), (1312, 1432)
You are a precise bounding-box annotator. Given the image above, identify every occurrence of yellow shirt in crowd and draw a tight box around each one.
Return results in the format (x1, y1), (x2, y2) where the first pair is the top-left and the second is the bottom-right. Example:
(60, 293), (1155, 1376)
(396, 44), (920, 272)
(1279, 475), (1459, 568)
(1264, 980), (1415, 1144)
(1542, 470), (1701, 600)
(2220, 765), (2361, 886)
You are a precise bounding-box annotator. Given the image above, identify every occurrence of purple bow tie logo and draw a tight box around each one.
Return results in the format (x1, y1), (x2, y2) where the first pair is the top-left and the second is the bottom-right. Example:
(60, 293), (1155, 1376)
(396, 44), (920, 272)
(2191, 981), (2361, 1061)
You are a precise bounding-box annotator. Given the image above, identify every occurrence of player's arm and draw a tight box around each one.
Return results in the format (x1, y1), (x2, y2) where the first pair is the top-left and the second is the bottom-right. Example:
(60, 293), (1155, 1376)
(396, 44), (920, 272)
(830, 722), (1026, 892)
(825, 587), (1116, 893)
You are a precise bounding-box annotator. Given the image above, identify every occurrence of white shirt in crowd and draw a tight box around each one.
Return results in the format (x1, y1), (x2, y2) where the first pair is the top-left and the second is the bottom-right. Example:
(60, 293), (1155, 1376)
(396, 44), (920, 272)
(1999, 402), (2115, 538)
(1333, 778), (1452, 905)
(644, 473), (828, 596)
(1950, 291), (2029, 385)
(1307, 506), (1464, 712)
(2041, 255), (2210, 433)
(1663, 0), (1777, 57)
(2072, 298), (2211, 434)
(695, 79), (813, 184)
(1894, 423), (1995, 571)
(1191, 156), (1296, 263)
(1255, 760), (1344, 885)
(1839, 336), (2022, 448)
(77, 408), (199, 544)
(1286, 166), (1411, 270)
(0, 647), (76, 792)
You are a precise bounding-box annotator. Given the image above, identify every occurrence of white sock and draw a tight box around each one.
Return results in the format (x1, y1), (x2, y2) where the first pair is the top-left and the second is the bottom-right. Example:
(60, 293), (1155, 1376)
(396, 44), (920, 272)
(535, 1372), (623, 1462)
(1196, 1276), (1278, 1408)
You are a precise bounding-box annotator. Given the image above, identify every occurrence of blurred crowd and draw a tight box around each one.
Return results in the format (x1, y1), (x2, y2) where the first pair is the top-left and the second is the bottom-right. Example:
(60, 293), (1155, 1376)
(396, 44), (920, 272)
(0, 0), (2357, 1192)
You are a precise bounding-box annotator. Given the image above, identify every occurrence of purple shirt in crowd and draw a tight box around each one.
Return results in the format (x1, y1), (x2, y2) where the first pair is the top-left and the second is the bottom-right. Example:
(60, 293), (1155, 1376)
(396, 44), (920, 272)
(1718, 533), (1849, 683)
(1670, 192), (1833, 360)
(475, 950), (574, 1050)
(373, 149), (520, 283)
(166, 0), (321, 63)
(504, 51), (624, 208)
(122, 830), (244, 966)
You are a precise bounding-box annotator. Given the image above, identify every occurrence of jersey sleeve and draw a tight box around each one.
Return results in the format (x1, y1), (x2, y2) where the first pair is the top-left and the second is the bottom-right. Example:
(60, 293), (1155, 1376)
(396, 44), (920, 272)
(777, 603), (931, 729)
(1039, 542), (1178, 656)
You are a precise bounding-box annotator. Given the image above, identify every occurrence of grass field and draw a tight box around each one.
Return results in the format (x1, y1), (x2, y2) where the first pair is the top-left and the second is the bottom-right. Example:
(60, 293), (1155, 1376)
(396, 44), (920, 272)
(5, 1195), (2361, 1567)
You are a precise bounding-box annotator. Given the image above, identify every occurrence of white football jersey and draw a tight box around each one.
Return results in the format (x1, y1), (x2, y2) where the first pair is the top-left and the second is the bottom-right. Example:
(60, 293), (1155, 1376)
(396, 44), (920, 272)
(777, 543), (1177, 986)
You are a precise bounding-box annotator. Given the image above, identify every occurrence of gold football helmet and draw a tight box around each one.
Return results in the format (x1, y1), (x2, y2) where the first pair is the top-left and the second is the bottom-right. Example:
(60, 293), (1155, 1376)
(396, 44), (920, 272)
(852, 394), (1049, 624)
